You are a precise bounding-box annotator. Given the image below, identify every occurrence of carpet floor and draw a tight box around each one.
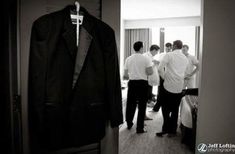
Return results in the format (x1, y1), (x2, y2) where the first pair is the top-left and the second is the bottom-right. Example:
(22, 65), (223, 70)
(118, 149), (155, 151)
(119, 90), (194, 154)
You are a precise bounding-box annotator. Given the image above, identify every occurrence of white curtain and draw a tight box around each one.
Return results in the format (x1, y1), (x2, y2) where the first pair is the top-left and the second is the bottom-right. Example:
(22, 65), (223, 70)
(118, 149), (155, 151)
(124, 28), (151, 60)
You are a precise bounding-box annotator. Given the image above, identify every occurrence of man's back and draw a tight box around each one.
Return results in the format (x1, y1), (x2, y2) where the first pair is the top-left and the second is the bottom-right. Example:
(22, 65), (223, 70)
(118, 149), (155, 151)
(159, 49), (188, 93)
(125, 53), (152, 80)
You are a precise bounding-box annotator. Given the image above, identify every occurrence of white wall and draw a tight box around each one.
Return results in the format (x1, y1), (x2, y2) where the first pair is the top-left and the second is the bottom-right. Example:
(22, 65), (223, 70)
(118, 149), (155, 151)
(196, 0), (235, 153)
(124, 16), (200, 29)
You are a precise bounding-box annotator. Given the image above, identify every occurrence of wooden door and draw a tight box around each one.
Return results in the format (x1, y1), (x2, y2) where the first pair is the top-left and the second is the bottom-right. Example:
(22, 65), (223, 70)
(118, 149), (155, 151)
(19, 0), (120, 154)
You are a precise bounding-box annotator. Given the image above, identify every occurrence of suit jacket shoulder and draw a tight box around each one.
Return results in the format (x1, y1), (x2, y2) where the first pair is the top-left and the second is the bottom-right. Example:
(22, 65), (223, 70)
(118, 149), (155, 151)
(31, 9), (66, 40)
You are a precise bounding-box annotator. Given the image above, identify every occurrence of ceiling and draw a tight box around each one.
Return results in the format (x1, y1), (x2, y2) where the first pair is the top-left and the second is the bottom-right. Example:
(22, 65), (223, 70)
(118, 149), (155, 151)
(121, 0), (201, 20)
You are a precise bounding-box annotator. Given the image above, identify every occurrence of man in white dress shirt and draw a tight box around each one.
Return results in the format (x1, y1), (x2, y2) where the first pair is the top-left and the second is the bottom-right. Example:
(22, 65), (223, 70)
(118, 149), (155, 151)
(156, 40), (188, 137)
(155, 42), (172, 62)
(152, 43), (172, 112)
(182, 45), (199, 88)
(180, 45), (199, 145)
(143, 45), (160, 109)
(123, 41), (153, 133)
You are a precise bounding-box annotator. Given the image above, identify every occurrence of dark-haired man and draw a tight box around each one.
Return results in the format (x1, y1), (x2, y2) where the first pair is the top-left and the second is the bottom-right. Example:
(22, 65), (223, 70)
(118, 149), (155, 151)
(182, 45), (199, 88)
(156, 40), (188, 137)
(123, 41), (153, 133)
(143, 45), (160, 119)
(165, 42), (173, 52)
(155, 42), (172, 61)
(152, 42), (172, 112)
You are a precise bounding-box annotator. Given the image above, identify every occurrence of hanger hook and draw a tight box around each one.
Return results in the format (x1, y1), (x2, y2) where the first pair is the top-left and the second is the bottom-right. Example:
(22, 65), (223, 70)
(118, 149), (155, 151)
(75, 1), (80, 13)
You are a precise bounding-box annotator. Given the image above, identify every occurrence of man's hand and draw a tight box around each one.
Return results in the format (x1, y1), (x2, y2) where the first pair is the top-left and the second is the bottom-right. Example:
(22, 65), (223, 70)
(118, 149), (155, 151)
(123, 69), (129, 80)
(152, 60), (160, 66)
(184, 74), (191, 80)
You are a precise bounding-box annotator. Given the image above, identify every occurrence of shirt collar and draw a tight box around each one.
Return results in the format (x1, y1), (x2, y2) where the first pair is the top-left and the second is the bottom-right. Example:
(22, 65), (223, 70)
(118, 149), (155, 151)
(173, 49), (182, 53)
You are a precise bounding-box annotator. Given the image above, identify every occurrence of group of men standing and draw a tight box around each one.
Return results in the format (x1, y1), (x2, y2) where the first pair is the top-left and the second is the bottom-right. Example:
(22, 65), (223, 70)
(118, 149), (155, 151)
(123, 40), (199, 135)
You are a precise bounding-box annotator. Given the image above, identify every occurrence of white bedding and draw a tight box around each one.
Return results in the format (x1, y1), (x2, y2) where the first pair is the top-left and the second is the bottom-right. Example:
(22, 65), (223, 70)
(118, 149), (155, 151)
(180, 97), (193, 128)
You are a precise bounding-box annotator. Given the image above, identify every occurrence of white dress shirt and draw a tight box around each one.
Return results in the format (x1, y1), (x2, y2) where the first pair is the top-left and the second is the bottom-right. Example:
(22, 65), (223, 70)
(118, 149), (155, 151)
(124, 53), (152, 81)
(143, 51), (154, 61)
(158, 49), (188, 93)
(185, 54), (199, 76)
(155, 52), (166, 62)
(184, 54), (199, 88)
(143, 51), (156, 66)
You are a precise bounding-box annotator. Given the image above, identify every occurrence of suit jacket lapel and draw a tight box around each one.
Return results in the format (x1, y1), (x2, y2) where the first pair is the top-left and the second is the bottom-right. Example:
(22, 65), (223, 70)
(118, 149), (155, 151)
(62, 9), (77, 58)
(61, 6), (94, 88)
(72, 27), (92, 88)
(62, 6), (95, 58)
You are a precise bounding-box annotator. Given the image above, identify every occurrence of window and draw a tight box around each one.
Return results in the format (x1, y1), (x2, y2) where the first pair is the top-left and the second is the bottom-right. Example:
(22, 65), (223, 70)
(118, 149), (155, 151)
(164, 26), (196, 56)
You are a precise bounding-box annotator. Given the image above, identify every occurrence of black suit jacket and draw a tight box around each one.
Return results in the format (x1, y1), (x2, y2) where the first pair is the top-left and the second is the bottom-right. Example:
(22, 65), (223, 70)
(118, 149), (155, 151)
(28, 6), (123, 151)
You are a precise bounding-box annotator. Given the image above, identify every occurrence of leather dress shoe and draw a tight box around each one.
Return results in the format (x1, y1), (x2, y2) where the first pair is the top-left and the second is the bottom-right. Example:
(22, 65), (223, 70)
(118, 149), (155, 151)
(167, 133), (177, 137)
(156, 132), (167, 137)
(144, 115), (153, 120)
(136, 128), (147, 134)
(149, 108), (159, 112)
(127, 123), (133, 130)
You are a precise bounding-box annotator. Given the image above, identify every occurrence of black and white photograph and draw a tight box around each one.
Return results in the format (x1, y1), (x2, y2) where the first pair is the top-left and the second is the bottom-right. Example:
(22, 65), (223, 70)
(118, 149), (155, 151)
(1, 0), (235, 154)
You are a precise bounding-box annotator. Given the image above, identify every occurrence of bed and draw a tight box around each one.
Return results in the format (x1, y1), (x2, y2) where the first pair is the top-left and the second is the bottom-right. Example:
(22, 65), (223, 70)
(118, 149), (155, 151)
(180, 88), (198, 150)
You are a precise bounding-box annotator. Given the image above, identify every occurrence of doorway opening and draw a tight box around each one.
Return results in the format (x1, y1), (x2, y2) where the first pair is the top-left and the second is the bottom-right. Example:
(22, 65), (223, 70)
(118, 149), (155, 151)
(119, 0), (201, 153)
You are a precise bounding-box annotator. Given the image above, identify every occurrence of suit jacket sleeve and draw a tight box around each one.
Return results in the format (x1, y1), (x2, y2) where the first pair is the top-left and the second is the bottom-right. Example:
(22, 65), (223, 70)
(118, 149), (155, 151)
(28, 16), (50, 141)
(103, 29), (123, 128)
